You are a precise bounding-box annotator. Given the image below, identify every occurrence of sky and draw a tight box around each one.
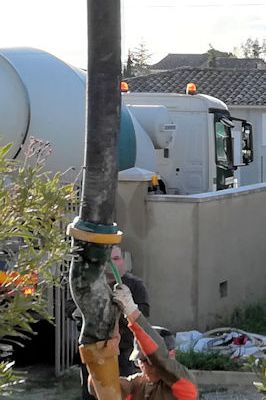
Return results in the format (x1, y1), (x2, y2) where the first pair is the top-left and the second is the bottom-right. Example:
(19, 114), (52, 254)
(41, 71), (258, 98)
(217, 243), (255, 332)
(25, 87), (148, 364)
(0, 0), (265, 69)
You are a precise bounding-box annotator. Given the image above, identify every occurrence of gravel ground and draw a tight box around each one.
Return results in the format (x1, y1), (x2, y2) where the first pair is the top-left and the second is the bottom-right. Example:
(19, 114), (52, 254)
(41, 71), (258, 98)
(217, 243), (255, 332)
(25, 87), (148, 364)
(3, 365), (81, 400)
(2, 365), (264, 400)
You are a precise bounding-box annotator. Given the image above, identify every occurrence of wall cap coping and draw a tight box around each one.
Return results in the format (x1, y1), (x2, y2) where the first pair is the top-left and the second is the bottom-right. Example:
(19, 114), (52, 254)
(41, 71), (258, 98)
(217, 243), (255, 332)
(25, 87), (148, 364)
(191, 369), (257, 386)
(147, 183), (266, 203)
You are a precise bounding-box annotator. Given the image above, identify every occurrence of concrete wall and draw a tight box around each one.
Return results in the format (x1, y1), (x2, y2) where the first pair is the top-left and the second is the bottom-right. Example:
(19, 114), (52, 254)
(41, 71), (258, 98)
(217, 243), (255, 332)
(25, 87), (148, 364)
(117, 181), (266, 332)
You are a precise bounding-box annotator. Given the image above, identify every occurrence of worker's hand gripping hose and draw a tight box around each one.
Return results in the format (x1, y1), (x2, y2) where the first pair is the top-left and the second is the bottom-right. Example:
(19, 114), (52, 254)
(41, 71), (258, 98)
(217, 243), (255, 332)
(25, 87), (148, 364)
(112, 283), (139, 317)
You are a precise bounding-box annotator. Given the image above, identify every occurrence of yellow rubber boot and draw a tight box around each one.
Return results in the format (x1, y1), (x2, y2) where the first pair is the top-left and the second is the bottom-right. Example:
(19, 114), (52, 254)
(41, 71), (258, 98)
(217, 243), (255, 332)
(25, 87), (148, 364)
(79, 338), (122, 400)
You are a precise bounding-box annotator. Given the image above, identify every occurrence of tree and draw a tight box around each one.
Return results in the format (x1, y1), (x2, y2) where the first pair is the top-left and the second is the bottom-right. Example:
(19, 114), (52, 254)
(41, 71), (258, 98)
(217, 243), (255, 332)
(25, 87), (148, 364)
(241, 37), (264, 58)
(131, 41), (152, 76)
(0, 138), (76, 394)
(262, 39), (266, 59)
(123, 50), (134, 78)
(207, 44), (217, 68)
(206, 44), (236, 68)
(252, 39), (261, 58)
(241, 38), (253, 57)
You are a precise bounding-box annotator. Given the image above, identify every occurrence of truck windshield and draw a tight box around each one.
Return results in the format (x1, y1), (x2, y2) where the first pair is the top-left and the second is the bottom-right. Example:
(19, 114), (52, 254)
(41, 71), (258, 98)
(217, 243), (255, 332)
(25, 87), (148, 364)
(215, 120), (233, 168)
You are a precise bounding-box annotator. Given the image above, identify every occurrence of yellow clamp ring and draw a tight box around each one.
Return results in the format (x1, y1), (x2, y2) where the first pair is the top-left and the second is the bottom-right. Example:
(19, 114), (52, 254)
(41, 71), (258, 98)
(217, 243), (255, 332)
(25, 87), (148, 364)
(67, 225), (123, 244)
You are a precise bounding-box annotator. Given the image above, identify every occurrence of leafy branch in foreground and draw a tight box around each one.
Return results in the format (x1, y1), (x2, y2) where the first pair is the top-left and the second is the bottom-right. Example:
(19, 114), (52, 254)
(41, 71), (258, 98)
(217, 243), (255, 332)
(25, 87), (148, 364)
(0, 138), (77, 393)
(247, 356), (266, 394)
(0, 361), (25, 396)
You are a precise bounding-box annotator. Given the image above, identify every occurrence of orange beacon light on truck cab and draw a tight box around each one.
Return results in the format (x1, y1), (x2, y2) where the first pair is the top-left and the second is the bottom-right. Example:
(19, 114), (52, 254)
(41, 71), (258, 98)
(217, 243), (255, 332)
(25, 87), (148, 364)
(120, 81), (129, 92)
(186, 82), (197, 95)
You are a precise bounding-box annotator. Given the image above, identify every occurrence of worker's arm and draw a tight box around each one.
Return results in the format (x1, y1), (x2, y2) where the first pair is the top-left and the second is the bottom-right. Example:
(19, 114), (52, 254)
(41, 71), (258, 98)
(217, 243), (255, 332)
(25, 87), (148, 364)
(119, 374), (143, 399)
(65, 298), (77, 319)
(113, 284), (198, 400)
(129, 313), (197, 399)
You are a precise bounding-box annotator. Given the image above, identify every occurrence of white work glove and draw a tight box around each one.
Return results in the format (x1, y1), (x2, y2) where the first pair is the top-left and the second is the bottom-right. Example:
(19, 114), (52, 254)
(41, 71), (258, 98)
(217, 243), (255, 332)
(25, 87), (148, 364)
(113, 284), (138, 317)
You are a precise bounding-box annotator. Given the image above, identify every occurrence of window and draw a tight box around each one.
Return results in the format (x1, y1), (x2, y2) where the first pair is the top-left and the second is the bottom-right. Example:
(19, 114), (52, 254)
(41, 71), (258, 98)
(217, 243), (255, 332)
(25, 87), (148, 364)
(215, 121), (233, 168)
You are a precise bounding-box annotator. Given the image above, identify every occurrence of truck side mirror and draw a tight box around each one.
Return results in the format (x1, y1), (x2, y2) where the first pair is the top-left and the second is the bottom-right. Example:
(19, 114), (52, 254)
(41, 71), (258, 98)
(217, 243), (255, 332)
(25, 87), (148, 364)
(242, 122), (253, 164)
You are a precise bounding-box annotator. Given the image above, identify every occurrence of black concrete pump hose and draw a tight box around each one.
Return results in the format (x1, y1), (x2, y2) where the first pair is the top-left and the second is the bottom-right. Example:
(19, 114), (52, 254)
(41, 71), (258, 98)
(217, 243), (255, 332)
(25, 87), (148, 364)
(66, 1), (123, 399)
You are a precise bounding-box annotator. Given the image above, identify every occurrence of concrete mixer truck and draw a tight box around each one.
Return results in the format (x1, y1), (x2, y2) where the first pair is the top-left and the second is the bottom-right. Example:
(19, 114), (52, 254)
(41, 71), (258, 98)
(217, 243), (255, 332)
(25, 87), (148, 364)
(0, 47), (253, 194)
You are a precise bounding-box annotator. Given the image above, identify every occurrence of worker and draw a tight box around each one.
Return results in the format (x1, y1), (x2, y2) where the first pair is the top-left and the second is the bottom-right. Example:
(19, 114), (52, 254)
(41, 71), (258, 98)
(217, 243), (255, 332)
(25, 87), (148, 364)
(107, 245), (150, 376)
(66, 246), (150, 399)
(94, 283), (197, 400)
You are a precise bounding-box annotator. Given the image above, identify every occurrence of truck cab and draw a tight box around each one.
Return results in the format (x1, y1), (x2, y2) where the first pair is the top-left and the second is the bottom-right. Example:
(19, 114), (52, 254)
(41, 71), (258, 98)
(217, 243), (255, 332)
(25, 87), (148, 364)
(0, 48), (252, 195)
(122, 90), (253, 194)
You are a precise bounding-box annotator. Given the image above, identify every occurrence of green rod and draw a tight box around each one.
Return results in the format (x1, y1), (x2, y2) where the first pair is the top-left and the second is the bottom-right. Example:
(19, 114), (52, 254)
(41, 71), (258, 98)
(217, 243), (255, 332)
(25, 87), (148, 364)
(109, 260), (122, 284)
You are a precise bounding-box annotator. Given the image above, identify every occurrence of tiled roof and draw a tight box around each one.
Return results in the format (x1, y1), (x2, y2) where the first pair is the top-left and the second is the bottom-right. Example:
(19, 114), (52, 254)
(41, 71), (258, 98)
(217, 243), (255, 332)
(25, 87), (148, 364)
(126, 68), (266, 106)
(201, 57), (266, 70)
(150, 54), (208, 69)
(150, 53), (266, 71)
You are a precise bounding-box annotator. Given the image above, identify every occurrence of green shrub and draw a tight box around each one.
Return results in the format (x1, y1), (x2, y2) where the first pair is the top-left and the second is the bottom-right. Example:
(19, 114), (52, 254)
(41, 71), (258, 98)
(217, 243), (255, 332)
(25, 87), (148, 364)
(229, 302), (266, 335)
(0, 139), (76, 393)
(175, 349), (244, 371)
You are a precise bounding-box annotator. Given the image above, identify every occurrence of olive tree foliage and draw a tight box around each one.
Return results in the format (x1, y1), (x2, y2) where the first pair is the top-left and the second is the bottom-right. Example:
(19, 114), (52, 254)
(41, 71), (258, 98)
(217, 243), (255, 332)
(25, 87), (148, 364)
(0, 138), (76, 394)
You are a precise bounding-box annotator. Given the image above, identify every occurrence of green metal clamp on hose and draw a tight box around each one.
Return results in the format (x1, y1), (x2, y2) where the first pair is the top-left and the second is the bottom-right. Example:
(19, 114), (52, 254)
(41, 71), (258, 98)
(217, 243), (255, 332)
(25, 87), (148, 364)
(109, 260), (122, 285)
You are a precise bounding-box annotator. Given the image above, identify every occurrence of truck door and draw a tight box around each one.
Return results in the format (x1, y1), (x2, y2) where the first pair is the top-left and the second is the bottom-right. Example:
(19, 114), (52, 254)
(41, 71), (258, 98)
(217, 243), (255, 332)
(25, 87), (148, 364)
(214, 114), (234, 190)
